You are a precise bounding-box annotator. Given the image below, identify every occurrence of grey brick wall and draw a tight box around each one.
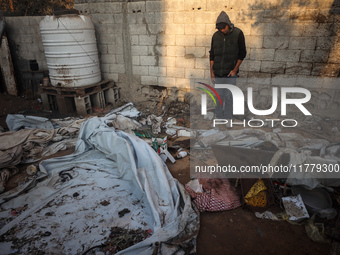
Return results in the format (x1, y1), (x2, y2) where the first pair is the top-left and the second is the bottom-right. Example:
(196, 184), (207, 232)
(3, 0), (340, 109)
(73, 0), (339, 103)
(4, 16), (46, 72)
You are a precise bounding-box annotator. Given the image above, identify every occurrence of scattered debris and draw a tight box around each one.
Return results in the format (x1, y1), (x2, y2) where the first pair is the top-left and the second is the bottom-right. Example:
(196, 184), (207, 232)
(282, 194), (309, 221)
(84, 227), (153, 254)
(118, 208), (131, 218)
(0, 167), (19, 194)
(26, 164), (37, 175)
(100, 200), (110, 206)
(255, 211), (281, 221)
(175, 151), (188, 159)
(185, 179), (241, 212)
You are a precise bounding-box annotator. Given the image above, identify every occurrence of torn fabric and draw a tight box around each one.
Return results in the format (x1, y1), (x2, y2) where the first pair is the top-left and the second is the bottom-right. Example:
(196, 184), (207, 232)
(0, 116), (199, 254)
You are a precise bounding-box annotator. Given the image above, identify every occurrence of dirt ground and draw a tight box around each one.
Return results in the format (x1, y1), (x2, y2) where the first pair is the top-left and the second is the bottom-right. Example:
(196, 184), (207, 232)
(0, 92), (339, 255)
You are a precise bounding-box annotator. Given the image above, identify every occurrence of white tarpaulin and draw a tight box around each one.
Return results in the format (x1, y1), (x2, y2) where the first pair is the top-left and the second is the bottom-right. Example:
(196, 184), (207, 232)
(6, 114), (54, 131)
(0, 116), (199, 254)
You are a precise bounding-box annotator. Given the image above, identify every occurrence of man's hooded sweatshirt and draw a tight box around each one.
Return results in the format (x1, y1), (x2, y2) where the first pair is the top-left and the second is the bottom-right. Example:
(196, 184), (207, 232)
(210, 11), (247, 77)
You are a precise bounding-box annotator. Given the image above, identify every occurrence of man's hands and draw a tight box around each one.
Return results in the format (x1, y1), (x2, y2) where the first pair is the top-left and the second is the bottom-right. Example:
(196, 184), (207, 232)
(210, 71), (215, 83)
(227, 69), (237, 77)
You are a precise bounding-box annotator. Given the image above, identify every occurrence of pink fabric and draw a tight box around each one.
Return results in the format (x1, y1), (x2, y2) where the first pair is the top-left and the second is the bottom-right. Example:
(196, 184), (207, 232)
(185, 179), (241, 212)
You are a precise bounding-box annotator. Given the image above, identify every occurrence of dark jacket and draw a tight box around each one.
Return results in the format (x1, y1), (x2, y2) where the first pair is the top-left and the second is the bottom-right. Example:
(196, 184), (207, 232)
(210, 11), (247, 77)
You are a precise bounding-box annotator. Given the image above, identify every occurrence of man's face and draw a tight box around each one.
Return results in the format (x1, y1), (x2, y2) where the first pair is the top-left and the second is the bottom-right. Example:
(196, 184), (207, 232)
(220, 24), (229, 34)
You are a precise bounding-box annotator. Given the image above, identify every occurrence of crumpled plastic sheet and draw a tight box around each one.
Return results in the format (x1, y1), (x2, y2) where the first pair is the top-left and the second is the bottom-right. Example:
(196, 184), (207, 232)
(0, 116), (199, 254)
(105, 102), (140, 118)
(6, 114), (54, 131)
(213, 129), (340, 189)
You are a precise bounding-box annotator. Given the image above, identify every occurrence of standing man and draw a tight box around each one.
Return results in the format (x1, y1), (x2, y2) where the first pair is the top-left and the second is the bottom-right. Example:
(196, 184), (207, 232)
(210, 11), (246, 122)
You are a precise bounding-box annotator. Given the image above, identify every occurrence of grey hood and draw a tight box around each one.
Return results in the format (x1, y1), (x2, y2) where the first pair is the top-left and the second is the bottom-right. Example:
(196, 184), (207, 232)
(216, 11), (234, 31)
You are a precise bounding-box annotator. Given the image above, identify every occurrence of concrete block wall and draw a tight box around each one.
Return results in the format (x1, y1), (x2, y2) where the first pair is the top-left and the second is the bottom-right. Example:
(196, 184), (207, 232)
(2, 0), (339, 116)
(4, 16), (46, 72)
(73, 0), (339, 105)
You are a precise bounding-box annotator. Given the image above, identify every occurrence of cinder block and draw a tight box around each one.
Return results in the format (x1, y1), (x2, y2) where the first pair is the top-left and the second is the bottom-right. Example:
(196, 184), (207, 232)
(132, 56), (140, 65)
(195, 11), (216, 24)
(101, 63), (110, 73)
(158, 56), (176, 67)
(98, 44), (108, 54)
(139, 35), (157, 46)
(206, 24), (216, 36)
(195, 59), (210, 69)
(288, 23), (305, 37)
(261, 61), (285, 74)
(108, 45), (124, 54)
(158, 76), (176, 87)
(148, 66), (161, 76)
(184, 0), (206, 11)
(153, 45), (165, 56)
(235, 23), (251, 36)
(141, 75), (158, 85)
(128, 1), (146, 13)
(133, 65), (149, 75)
(175, 57), (195, 68)
(157, 34), (176, 45)
(128, 13), (137, 24)
(250, 23), (277, 36)
(101, 54), (116, 64)
(316, 37), (335, 50)
(173, 12), (195, 23)
(98, 33), (115, 44)
(289, 37), (317, 50)
(175, 78), (190, 88)
(110, 64), (125, 73)
(164, 0), (185, 12)
(167, 46), (185, 57)
(271, 75), (298, 86)
(129, 24), (147, 35)
(195, 35), (211, 47)
(274, 49), (300, 62)
(206, 0), (228, 10)
(146, 1), (162, 12)
(176, 35), (196, 46)
(301, 50), (329, 63)
(138, 12), (155, 24)
(263, 36), (289, 49)
(164, 24), (184, 34)
(185, 24), (206, 35)
(140, 56), (157, 65)
(185, 68), (205, 78)
(167, 67), (185, 78)
(186, 47), (206, 58)
(250, 49), (275, 61)
(75, 96), (92, 116)
(285, 62), (312, 75)
(239, 60), (261, 72)
(116, 54), (125, 64)
(147, 24), (163, 34)
(155, 12), (173, 24)
(245, 35), (263, 49)
(131, 46), (148, 56)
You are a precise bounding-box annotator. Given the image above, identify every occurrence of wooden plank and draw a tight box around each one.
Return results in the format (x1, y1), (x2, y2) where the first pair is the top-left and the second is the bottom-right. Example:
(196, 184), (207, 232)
(0, 35), (18, 96)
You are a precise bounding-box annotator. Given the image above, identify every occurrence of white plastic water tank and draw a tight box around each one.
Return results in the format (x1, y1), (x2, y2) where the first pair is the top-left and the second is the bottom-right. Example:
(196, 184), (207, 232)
(40, 15), (101, 87)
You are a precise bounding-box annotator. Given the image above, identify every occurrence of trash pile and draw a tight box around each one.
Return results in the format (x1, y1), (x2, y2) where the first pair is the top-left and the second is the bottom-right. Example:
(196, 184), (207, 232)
(1, 100), (340, 252)
(83, 227), (153, 254)
(189, 126), (340, 244)
(0, 108), (199, 254)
